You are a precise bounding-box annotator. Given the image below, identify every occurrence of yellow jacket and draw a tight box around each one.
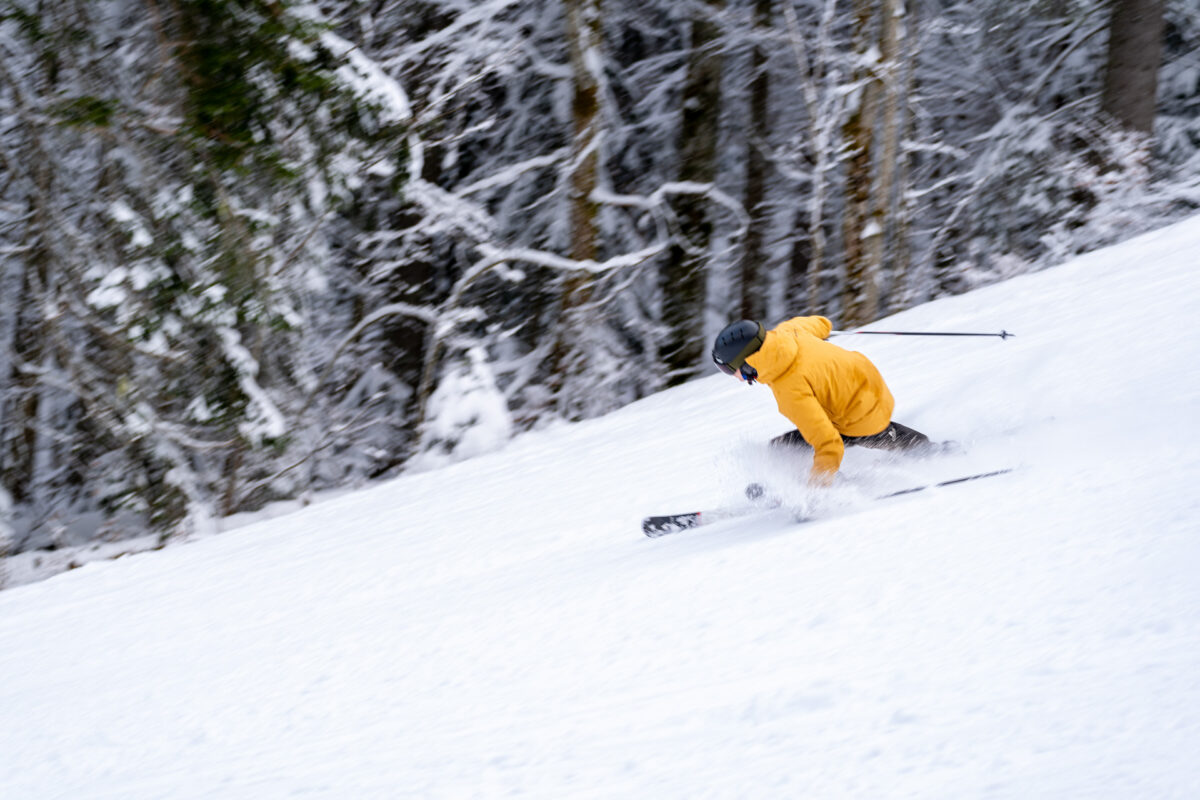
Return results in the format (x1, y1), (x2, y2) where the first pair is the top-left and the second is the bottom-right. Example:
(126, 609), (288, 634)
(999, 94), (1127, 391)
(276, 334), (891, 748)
(745, 316), (894, 482)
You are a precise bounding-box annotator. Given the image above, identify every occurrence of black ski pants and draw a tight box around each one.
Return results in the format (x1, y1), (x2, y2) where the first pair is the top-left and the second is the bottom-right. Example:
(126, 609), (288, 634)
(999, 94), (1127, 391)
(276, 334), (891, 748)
(770, 421), (932, 453)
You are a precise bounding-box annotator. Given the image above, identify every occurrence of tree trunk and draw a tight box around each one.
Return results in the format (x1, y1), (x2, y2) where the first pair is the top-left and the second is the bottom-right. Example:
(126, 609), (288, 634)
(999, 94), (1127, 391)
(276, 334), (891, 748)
(739, 0), (772, 322)
(661, 0), (722, 386)
(867, 0), (905, 315)
(1099, 0), (1166, 134)
(779, 0), (829, 315)
(890, 0), (917, 312)
(554, 0), (602, 417)
(0, 256), (23, 481)
(841, 0), (880, 327)
(7, 155), (55, 511)
(564, 0), (601, 266)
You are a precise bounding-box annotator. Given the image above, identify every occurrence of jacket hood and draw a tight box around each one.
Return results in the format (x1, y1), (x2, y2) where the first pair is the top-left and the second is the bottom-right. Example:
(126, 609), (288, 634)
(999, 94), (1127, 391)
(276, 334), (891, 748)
(745, 329), (799, 384)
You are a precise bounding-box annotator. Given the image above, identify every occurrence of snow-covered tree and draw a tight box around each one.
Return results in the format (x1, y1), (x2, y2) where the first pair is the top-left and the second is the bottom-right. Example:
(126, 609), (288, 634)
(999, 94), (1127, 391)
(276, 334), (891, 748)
(0, 0), (408, 545)
(411, 346), (513, 469)
(1, 0), (1198, 558)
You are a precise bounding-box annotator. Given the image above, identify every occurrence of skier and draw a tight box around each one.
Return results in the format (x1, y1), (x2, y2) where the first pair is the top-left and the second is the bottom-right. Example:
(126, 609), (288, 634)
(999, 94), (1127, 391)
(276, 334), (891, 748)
(712, 316), (933, 486)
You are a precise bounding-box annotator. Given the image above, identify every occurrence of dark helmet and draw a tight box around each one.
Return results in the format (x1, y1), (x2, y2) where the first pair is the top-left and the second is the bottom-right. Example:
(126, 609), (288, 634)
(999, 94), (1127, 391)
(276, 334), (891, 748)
(712, 320), (765, 381)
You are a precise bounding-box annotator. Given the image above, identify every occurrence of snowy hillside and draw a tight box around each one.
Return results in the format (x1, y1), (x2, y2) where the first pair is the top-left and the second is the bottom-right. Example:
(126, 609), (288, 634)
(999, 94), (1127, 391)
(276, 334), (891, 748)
(3, 218), (1200, 799)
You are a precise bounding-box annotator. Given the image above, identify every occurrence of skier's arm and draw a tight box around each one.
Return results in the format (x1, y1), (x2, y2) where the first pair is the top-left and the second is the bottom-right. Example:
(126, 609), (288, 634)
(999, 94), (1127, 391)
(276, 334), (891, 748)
(777, 316), (833, 340)
(784, 394), (843, 486)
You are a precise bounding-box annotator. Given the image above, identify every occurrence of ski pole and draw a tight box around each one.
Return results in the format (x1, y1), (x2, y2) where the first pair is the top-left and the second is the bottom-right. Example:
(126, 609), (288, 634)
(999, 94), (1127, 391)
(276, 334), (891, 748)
(830, 329), (1014, 339)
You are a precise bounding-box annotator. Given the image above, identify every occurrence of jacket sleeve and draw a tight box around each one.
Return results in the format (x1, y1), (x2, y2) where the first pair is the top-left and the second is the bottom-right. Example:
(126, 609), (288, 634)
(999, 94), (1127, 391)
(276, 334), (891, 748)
(776, 315), (833, 340)
(797, 316), (833, 340)
(782, 392), (843, 485)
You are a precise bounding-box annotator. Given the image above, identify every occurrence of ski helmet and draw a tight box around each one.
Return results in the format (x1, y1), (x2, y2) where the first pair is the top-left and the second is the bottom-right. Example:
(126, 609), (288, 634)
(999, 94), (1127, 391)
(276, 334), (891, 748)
(712, 320), (765, 380)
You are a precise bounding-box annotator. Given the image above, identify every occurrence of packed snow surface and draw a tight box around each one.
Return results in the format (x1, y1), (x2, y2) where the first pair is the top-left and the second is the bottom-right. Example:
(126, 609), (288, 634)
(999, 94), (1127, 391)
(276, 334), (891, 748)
(3, 218), (1200, 799)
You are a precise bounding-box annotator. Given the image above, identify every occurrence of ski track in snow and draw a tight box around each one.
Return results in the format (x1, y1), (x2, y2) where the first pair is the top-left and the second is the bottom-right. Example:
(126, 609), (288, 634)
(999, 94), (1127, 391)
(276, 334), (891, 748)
(2, 218), (1200, 798)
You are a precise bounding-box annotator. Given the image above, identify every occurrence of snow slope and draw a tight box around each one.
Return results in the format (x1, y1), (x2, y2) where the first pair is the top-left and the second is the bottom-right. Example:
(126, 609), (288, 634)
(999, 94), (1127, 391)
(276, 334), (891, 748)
(3, 218), (1200, 799)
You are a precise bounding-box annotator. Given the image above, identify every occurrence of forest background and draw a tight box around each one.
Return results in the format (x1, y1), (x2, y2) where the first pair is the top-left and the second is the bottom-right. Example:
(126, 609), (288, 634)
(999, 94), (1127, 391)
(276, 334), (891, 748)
(1, 0), (1197, 557)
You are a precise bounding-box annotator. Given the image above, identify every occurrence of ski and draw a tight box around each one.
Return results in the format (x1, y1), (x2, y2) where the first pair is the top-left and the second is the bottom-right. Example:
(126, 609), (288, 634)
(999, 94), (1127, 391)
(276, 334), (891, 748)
(642, 468), (1013, 537)
(874, 468), (1013, 499)
(642, 507), (763, 538)
(642, 482), (781, 537)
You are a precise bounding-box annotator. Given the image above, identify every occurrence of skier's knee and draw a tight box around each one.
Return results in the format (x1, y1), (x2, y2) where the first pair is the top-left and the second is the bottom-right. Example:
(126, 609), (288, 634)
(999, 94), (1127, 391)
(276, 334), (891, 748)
(769, 429), (810, 450)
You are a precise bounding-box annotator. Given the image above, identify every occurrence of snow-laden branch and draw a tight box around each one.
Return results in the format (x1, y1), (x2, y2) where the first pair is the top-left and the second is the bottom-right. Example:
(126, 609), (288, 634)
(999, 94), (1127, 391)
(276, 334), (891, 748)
(304, 301), (441, 415)
(455, 150), (566, 197)
(472, 242), (666, 277)
(406, 178), (495, 241)
(590, 181), (750, 231)
(216, 327), (286, 444)
(319, 32), (412, 124)
(660, 181), (751, 231)
(1027, 18), (1109, 101)
(382, 0), (526, 70)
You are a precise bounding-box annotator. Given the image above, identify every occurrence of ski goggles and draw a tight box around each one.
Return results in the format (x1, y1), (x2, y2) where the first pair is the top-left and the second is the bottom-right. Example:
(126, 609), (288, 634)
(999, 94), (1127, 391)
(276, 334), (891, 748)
(713, 355), (759, 383)
(713, 358), (742, 377)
